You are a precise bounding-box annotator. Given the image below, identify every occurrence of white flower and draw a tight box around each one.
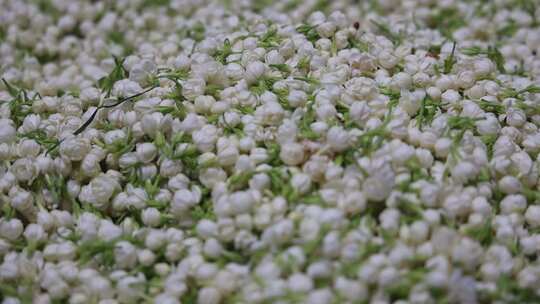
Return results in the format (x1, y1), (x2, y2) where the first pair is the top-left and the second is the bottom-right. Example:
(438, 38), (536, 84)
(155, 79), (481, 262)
(88, 174), (121, 207)
(20, 114), (41, 133)
(81, 153), (101, 177)
(217, 145), (239, 167)
(339, 191), (367, 214)
(23, 223), (45, 243)
(326, 126), (350, 152)
(473, 58), (494, 76)
(141, 112), (166, 137)
(197, 219), (218, 239)
(225, 63), (245, 81)
(510, 151), (533, 175)
(498, 194), (527, 215)
(112, 79), (143, 97)
(525, 206), (540, 228)
(174, 54), (191, 70)
(114, 241), (137, 269)
(316, 22), (336, 38)
(117, 275), (145, 303)
(9, 187), (33, 212)
(498, 175), (522, 194)
(0, 218), (23, 241)
(245, 61), (266, 84)
(307, 288), (334, 304)
(98, 220), (122, 241)
(80, 87), (101, 105)
(171, 188), (201, 214)
(118, 152), (139, 169)
(136, 142), (157, 163)
(129, 59), (157, 85)
(255, 101), (284, 126)
(451, 238), (483, 270)
(315, 103), (337, 121)
(10, 158), (38, 183)
(343, 77), (378, 101)
(0, 119), (16, 144)
(291, 173), (311, 194)
(380, 208), (400, 231)
(183, 78), (206, 100)
(363, 162), (395, 201)
(141, 208), (162, 227)
(144, 229), (167, 251)
(230, 191), (255, 214)
(203, 238), (223, 259)
(451, 161), (477, 184)
(335, 277), (368, 301)
(279, 142), (305, 165)
(288, 273), (313, 293)
(193, 124), (218, 152)
(59, 137), (91, 161)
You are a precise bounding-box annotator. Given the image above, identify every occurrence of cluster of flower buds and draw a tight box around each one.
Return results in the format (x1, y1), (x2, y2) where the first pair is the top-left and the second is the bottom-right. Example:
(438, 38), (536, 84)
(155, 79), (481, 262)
(1, 0), (540, 303)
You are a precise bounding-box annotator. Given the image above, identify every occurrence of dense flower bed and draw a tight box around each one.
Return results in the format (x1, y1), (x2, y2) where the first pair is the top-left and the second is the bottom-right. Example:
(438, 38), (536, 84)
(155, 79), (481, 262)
(1, 0), (540, 303)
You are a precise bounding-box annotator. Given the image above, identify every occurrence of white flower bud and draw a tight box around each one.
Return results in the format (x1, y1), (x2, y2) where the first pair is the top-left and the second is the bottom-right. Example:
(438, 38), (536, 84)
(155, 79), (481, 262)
(136, 142), (157, 163)
(203, 238), (223, 258)
(194, 95), (216, 114)
(172, 189), (200, 214)
(506, 108), (527, 127)
(327, 126), (350, 152)
(230, 191), (254, 214)
(245, 61), (266, 84)
(138, 249), (156, 267)
(193, 125), (218, 152)
(59, 137), (91, 161)
(291, 173), (311, 194)
(451, 161), (477, 184)
(141, 112), (165, 137)
(21, 114), (41, 133)
(218, 145), (239, 167)
(115, 241), (137, 269)
(10, 158), (38, 183)
(500, 194), (527, 214)
(0, 120), (16, 143)
(279, 142), (305, 165)
(339, 191), (366, 214)
(17, 139), (41, 158)
(392, 72), (412, 89)
(23, 223), (45, 243)
(87, 174), (121, 207)
(198, 287), (222, 304)
(0, 218), (23, 241)
(9, 187), (33, 212)
(525, 206), (540, 227)
(288, 273), (313, 292)
(197, 220), (218, 239)
(142, 208), (162, 227)
(498, 175), (521, 194)
(288, 90), (307, 108)
(81, 153), (101, 177)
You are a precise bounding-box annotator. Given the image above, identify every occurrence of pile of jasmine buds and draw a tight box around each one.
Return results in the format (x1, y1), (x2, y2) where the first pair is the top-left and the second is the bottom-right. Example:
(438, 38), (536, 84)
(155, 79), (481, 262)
(1, 0), (540, 303)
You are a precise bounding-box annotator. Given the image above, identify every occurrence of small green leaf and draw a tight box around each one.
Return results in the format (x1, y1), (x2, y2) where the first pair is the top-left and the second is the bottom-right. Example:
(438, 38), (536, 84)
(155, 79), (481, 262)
(461, 46), (484, 56)
(214, 39), (234, 64)
(269, 63), (291, 74)
(443, 41), (457, 74)
(478, 99), (505, 115)
(416, 96), (440, 129)
(296, 24), (320, 43)
(258, 27), (282, 48)
(98, 56), (127, 96)
(227, 171), (255, 191)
